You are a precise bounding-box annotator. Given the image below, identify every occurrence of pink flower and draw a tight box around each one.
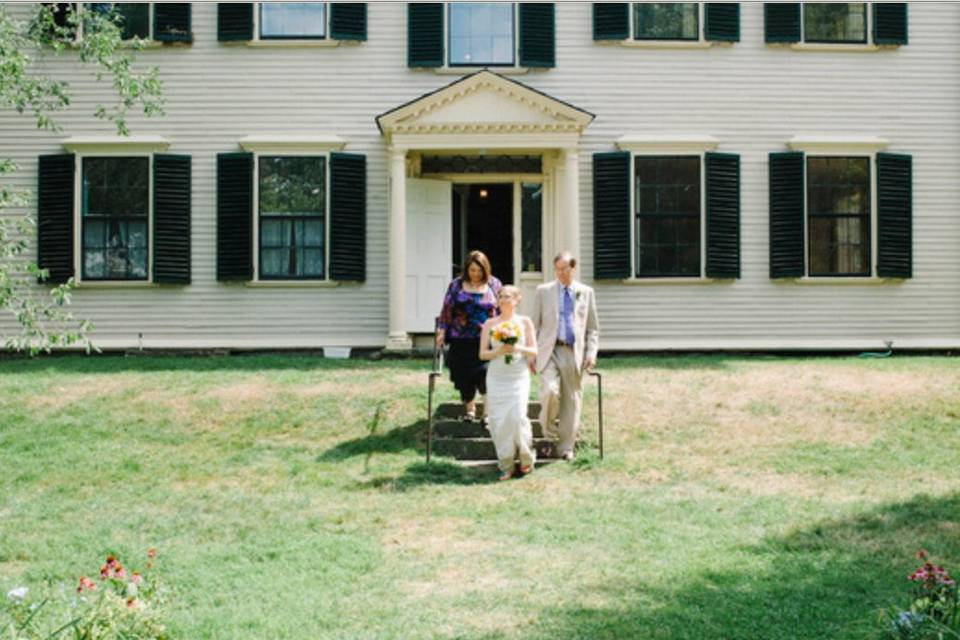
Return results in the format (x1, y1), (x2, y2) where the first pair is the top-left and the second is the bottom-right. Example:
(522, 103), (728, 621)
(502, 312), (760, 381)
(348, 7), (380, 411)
(131, 572), (143, 585)
(147, 548), (157, 559)
(77, 576), (97, 593)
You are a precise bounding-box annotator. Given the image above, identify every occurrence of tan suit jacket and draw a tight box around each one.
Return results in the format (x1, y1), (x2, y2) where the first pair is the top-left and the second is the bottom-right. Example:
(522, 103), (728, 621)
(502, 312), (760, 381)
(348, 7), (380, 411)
(530, 280), (600, 374)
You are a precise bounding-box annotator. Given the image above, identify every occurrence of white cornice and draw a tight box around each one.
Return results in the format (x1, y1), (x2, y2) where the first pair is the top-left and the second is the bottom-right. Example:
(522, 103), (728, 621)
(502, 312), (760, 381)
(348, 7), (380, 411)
(787, 136), (890, 154)
(616, 134), (719, 154)
(61, 136), (170, 153)
(238, 135), (346, 153)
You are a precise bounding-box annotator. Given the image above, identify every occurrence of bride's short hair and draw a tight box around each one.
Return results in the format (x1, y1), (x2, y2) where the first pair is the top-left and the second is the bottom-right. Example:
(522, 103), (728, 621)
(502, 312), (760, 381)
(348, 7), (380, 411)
(499, 285), (521, 301)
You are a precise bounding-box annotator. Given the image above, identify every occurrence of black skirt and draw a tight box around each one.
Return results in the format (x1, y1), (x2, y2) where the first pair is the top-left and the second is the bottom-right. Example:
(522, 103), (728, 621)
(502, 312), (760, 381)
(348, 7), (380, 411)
(445, 338), (488, 402)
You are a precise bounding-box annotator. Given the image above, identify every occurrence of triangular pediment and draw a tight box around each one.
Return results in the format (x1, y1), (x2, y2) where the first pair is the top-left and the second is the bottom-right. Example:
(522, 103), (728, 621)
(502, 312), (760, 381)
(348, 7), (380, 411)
(376, 70), (594, 136)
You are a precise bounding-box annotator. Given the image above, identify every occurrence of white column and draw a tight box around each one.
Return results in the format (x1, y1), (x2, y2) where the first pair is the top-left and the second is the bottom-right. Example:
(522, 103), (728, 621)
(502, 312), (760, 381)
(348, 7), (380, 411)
(560, 147), (581, 261)
(386, 147), (412, 351)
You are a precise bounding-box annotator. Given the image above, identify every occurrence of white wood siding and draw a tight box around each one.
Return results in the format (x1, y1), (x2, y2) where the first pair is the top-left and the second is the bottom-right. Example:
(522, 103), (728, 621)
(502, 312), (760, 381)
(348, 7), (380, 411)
(0, 2), (958, 351)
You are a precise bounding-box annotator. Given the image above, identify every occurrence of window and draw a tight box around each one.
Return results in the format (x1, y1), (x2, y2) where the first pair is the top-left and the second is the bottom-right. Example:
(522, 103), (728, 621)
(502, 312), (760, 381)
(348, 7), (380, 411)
(448, 3), (514, 66)
(81, 156), (149, 281)
(520, 182), (542, 273)
(635, 156), (701, 277)
(258, 156), (326, 280)
(634, 3), (699, 41)
(89, 3), (148, 39)
(803, 3), (866, 44)
(807, 157), (871, 276)
(260, 2), (326, 40)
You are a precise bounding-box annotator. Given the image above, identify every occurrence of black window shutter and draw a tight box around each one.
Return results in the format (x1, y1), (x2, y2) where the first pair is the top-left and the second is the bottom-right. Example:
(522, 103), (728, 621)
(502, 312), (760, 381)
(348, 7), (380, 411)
(217, 3), (253, 41)
(764, 3), (800, 43)
(876, 152), (912, 278)
(705, 3), (739, 42)
(874, 3), (908, 46)
(36, 154), (75, 285)
(329, 152), (366, 282)
(592, 3), (629, 40)
(154, 3), (192, 42)
(408, 3), (443, 68)
(216, 153), (253, 281)
(331, 3), (367, 41)
(768, 151), (805, 279)
(593, 151), (631, 280)
(519, 3), (555, 68)
(705, 152), (740, 279)
(153, 155), (192, 285)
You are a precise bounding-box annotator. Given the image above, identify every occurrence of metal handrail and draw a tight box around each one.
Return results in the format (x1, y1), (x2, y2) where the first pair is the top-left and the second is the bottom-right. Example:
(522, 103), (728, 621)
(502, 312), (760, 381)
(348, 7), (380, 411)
(587, 368), (604, 459)
(426, 317), (444, 463)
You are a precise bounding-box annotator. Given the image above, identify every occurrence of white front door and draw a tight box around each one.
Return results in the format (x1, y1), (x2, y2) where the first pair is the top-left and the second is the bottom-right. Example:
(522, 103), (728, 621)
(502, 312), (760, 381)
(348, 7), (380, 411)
(405, 178), (453, 333)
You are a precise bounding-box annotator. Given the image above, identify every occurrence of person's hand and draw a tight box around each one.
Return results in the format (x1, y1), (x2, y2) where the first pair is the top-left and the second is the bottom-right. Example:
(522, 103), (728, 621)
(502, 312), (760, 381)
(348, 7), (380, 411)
(503, 343), (517, 355)
(584, 357), (597, 371)
(435, 332), (444, 349)
(528, 360), (537, 374)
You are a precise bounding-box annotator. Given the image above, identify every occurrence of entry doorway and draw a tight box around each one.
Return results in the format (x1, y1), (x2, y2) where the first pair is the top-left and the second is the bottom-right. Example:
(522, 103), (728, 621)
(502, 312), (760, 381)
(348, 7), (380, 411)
(452, 183), (514, 285)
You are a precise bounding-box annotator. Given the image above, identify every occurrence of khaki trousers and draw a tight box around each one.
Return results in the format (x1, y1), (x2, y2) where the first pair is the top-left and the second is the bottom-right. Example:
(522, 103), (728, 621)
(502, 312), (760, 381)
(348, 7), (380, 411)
(539, 345), (582, 456)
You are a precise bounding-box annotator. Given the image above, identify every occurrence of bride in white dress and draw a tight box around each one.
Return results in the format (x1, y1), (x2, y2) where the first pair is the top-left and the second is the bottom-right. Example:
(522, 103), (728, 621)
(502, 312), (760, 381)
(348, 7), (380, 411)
(479, 285), (538, 481)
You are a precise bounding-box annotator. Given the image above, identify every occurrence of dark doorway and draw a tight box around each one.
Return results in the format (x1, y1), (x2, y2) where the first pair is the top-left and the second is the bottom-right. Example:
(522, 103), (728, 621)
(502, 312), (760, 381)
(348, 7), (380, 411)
(452, 183), (514, 285)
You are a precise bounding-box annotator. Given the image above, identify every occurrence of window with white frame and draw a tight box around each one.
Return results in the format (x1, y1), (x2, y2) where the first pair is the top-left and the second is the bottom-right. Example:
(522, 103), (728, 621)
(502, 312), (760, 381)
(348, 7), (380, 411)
(448, 2), (515, 67)
(634, 156), (702, 277)
(81, 156), (150, 281)
(257, 155), (327, 280)
(633, 3), (700, 41)
(802, 3), (867, 44)
(259, 2), (327, 40)
(806, 156), (871, 276)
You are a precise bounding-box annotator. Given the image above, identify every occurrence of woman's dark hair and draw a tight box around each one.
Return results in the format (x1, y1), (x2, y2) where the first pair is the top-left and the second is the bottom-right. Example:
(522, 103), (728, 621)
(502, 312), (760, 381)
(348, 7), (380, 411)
(462, 250), (492, 284)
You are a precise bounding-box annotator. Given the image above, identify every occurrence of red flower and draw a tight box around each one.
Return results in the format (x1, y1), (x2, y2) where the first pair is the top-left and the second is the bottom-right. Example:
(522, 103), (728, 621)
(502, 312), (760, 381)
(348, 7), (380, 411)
(147, 548), (157, 559)
(77, 576), (97, 593)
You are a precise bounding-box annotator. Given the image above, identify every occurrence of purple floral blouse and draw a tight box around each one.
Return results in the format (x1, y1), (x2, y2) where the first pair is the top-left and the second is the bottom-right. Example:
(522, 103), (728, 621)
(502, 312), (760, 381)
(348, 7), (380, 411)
(437, 276), (502, 340)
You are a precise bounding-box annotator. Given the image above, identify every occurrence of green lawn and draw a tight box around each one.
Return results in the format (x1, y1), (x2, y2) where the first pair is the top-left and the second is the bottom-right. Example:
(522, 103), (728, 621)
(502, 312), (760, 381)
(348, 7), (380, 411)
(1, 354), (959, 639)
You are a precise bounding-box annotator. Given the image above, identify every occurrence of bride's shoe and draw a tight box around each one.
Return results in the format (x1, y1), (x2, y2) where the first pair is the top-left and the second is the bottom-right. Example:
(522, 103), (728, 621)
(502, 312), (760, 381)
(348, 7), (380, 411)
(519, 464), (533, 475)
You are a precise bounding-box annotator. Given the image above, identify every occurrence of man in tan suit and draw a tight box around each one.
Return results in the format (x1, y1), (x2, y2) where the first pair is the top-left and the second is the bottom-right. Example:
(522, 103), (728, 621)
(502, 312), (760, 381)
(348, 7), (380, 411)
(530, 252), (600, 461)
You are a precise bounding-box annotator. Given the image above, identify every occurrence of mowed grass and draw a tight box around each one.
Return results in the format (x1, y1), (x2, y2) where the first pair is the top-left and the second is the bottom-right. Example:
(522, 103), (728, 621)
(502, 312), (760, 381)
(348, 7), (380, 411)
(1, 354), (959, 639)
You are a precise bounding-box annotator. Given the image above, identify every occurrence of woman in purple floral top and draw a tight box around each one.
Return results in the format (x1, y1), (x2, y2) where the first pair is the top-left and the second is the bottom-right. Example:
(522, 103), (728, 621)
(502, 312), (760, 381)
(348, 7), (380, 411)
(436, 250), (502, 422)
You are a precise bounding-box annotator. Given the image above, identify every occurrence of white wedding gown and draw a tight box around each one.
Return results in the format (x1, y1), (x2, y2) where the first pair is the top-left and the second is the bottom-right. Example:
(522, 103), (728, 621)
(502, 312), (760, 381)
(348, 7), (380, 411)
(487, 320), (536, 472)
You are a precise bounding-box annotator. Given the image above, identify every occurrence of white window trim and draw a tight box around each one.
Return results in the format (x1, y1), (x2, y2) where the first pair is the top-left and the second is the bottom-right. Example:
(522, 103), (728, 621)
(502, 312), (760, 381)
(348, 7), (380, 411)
(248, 150), (336, 286)
(434, 3), (530, 75)
(613, 3), (721, 50)
(245, 2), (341, 48)
(615, 136), (721, 283)
(71, 150), (155, 287)
(62, 136), (171, 155)
(789, 2), (882, 52)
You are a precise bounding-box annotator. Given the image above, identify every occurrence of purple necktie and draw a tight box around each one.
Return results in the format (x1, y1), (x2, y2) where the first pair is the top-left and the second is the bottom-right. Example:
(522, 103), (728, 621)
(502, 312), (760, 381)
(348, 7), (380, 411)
(563, 287), (575, 345)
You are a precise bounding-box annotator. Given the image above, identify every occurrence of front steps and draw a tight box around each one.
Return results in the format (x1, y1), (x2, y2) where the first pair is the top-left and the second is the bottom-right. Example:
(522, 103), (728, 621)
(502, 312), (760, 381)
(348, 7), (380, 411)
(430, 401), (565, 466)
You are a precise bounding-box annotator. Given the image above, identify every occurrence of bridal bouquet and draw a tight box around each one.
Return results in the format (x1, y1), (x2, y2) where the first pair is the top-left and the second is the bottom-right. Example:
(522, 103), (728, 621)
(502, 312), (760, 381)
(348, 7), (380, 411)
(492, 320), (522, 364)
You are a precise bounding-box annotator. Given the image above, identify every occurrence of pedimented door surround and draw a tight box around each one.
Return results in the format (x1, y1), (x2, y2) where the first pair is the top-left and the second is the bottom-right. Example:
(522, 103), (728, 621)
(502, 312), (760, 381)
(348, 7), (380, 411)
(376, 70), (594, 350)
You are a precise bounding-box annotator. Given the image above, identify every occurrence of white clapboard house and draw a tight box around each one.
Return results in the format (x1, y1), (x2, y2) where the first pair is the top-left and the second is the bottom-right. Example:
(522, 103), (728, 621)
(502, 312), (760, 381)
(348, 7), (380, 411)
(2, 1), (956, 352)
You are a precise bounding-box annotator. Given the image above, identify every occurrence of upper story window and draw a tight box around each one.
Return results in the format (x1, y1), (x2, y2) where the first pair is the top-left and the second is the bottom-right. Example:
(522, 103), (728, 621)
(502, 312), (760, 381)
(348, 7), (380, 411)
(765, 2), (907, 48)
(803, 3), (866, 44)
(634, 3), (699, 41)
(257, 156), (327, 280)
(89, 2), (149, 40)
(635, 156), (702, 277)
(42, 2), (192, 43)
(807, 156), (870, 276)
(448, 2), (515, 66)
(81, 156), (150, 281)
(260, 2), (327, 40)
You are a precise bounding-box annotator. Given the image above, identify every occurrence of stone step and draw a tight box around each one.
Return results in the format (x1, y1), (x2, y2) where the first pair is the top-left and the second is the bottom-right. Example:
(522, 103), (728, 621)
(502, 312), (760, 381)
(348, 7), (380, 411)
(433, 419), (546, 439)
(433, 437), (563, 461)
(436, 402), (541, 420)
(457, 459), (562, 472)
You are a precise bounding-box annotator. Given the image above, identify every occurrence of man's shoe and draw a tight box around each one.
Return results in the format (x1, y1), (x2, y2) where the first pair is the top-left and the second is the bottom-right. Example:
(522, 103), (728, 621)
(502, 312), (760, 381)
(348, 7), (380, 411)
(561, 451), (574, 462)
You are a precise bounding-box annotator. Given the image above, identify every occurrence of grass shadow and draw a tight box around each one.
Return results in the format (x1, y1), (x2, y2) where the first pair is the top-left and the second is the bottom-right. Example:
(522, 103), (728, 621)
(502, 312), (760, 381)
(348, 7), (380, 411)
(354, 460), (494, 491)
(315, 419), (426, 462)
(474, 492), (960, 640)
